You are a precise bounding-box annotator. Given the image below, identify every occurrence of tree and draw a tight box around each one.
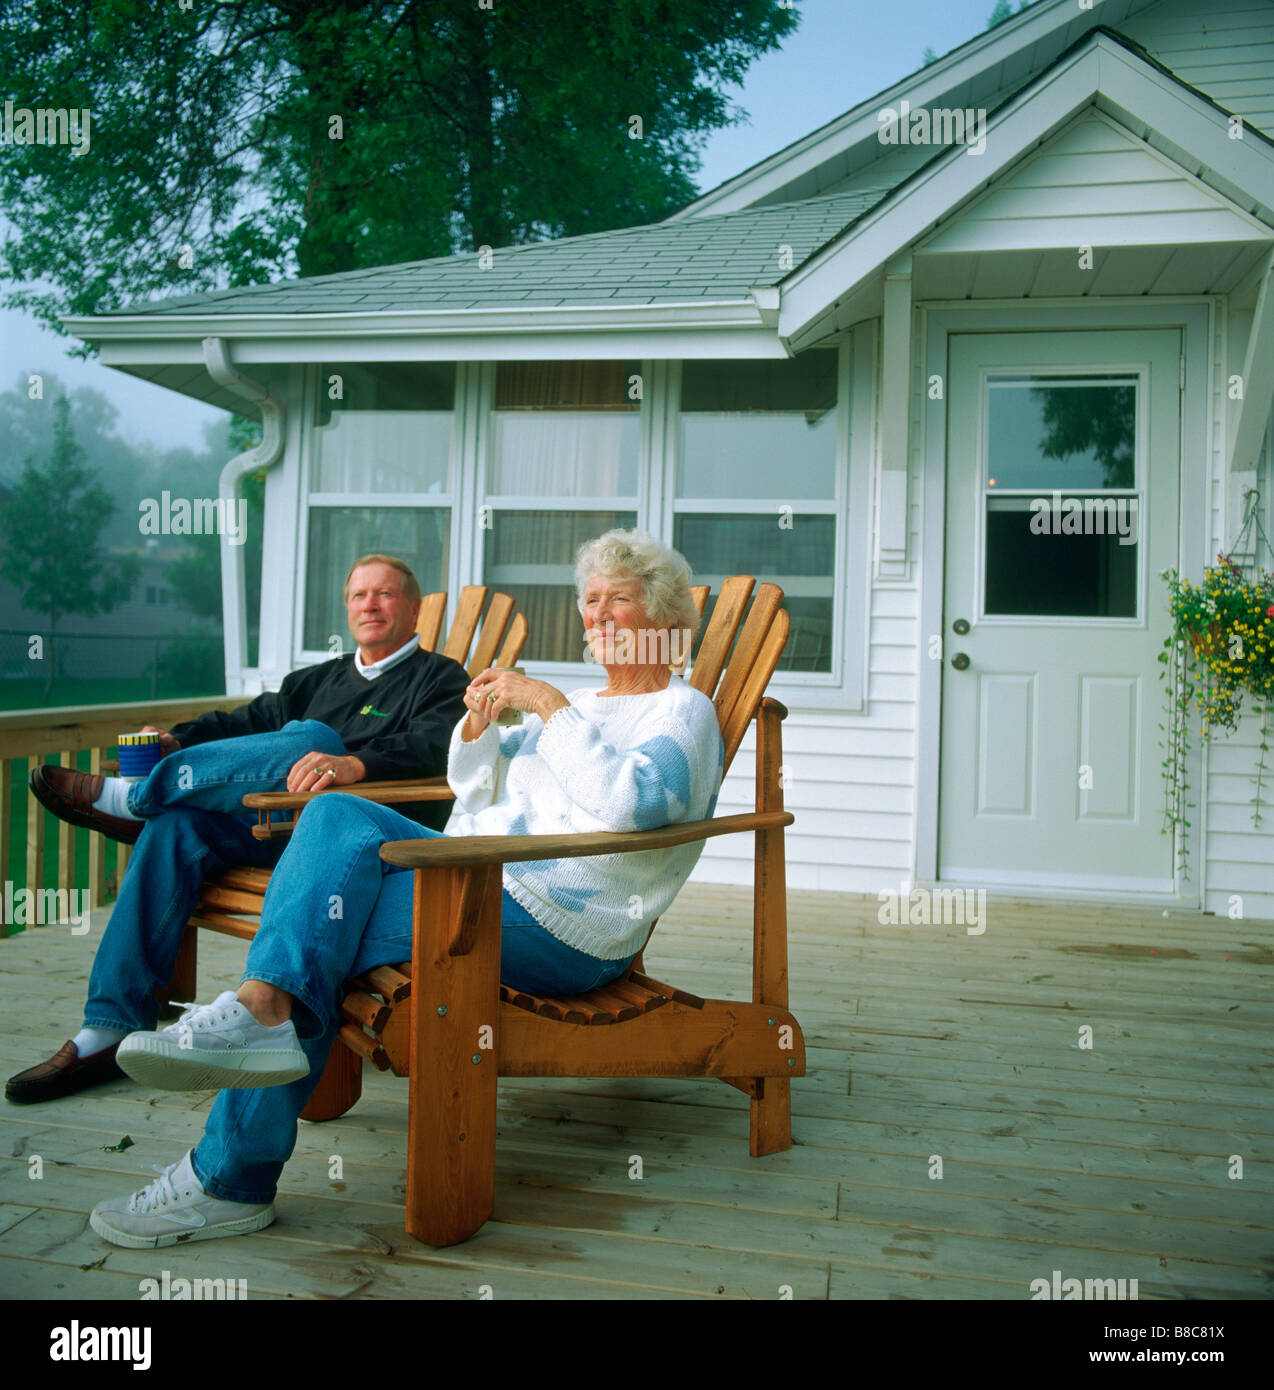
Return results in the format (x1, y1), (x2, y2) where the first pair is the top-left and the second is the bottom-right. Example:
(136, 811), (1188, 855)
(0, 394), (140, 696)
(987, 1), (1032, 29)
(0, 0), (799, 339)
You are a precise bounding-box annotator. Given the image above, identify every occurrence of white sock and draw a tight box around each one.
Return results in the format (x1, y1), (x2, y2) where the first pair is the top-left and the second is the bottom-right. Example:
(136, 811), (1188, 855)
(72, 1026), (125, 1058)
(92, 777), (143, 821)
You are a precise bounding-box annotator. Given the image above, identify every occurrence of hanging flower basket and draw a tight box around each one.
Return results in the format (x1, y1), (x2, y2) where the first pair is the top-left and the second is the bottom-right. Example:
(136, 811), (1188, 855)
(1159, 506), (1274, 877)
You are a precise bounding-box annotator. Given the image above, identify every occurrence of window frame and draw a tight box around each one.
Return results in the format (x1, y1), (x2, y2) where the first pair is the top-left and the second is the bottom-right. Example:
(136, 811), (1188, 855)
(293, 346), (870, 711)
(294, 363), (460, 663)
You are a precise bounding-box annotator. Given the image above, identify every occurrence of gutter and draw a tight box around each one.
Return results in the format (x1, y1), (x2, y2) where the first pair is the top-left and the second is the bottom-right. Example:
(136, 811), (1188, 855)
(201, 337), (285, 692)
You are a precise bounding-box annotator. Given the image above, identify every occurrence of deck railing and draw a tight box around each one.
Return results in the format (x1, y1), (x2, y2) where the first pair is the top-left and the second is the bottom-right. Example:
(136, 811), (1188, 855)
(0, 697), (248, 923)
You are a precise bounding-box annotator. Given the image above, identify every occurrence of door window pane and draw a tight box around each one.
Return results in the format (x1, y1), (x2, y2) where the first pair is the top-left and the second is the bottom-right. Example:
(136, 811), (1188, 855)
(674, 513), (835, 672)
(986, 376), (1136, 490)
(305, 507), (449, 649)
(984, 496), (1138, 617)
(313, 363), (455, 494)
(983, 373), (1140, 618)
(484, 509), (637, 663)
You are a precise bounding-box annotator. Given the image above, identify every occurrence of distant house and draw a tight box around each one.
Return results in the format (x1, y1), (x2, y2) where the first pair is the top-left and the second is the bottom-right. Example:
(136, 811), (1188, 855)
(66, 1), (1274, 916)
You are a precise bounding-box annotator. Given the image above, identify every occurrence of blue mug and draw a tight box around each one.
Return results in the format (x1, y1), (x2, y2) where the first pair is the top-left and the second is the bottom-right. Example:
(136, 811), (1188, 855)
(117, 732), (163, 781)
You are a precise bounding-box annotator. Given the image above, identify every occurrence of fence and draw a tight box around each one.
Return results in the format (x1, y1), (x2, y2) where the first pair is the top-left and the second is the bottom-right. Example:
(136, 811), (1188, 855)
(0, 696), (248, 935)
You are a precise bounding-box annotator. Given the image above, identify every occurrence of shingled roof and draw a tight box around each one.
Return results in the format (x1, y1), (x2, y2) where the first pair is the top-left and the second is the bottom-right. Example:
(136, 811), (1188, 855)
(106, 185), (894, 319)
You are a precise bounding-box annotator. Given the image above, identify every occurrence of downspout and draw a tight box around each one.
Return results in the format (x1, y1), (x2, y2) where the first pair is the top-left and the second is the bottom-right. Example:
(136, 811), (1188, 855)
(202, 337), (286, 694)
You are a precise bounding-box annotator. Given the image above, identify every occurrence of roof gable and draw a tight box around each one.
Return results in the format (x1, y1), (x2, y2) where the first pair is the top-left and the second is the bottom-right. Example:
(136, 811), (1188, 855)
(920, 110), (1271, 254)
(776, 28), (1274, 348)
(668, 0), (1166, 218)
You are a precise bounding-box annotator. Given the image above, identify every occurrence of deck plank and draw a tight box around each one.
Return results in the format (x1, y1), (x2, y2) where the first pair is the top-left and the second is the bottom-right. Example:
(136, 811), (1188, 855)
(1, 884), (1271, 1300)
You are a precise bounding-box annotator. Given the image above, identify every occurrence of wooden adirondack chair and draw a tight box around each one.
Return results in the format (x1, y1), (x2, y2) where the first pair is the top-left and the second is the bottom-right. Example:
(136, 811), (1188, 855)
(162, 588), (526, 1007)
(300, 576), (802, 1246)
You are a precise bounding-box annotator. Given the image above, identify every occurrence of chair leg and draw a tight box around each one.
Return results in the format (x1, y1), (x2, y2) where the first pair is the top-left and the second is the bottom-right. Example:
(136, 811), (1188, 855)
(749, 1076), (792, 1156)
(156, 925), (198, 1018)
(406, 865), (502, 1246)
(301, 1040), (363, 1122)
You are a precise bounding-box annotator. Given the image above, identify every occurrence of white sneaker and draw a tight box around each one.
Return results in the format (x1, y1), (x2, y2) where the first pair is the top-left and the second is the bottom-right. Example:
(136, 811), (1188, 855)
(90, 1150), (275, 1248)
(116, 990), (309, 1091)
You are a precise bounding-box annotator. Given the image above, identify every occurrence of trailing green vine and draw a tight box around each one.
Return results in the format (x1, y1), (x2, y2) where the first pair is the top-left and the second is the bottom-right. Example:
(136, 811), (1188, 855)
(1159, 491), (1274, 876)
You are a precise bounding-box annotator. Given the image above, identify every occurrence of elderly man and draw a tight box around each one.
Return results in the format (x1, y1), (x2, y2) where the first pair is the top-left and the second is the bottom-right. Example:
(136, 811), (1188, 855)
(6, 554), (469, 1104)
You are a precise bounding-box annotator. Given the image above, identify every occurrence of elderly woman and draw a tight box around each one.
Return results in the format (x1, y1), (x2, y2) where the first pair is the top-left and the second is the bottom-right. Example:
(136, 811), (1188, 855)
(90, 529), (724, 1248)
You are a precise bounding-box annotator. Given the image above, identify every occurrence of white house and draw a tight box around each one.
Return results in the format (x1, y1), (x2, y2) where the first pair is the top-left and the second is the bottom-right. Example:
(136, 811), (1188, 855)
(66, 0), (1274, 917)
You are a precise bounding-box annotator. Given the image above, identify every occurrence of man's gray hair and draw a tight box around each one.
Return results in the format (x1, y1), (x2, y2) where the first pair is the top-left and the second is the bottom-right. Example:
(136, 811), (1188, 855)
(574, 529), (701, 642)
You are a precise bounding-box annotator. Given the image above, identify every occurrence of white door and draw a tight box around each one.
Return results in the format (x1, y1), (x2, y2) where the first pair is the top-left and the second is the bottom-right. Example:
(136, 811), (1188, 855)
(938, 329), (1181, 894)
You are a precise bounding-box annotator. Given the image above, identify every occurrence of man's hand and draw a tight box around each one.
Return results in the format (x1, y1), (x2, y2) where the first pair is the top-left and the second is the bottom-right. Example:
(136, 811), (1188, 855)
(140, 725), (181, 757)
(286, 751), (367, 793)
(462, 668), (569, 741)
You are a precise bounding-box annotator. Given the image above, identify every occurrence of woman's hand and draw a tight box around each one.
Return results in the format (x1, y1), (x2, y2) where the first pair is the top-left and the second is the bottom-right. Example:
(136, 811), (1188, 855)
(463, 668), (569, 738)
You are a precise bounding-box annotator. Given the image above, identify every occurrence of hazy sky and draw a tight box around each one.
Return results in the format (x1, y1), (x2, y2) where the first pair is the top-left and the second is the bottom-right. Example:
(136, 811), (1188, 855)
(0, 0), (1002, 452)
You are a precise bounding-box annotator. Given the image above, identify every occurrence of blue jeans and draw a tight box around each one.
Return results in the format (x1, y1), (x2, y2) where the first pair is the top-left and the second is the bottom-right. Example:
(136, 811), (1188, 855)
(180, 794), (637, 1205)
(84, 720), (348, 1035)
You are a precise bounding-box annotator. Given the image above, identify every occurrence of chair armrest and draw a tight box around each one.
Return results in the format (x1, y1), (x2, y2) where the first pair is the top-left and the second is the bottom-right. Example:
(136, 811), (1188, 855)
(379, 810), (793, 869)
(242, 777), (454, 810)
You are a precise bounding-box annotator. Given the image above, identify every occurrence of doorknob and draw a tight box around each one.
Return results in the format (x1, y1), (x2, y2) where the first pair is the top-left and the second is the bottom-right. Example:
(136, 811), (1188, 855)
(952, 618), (970, 635)
(951, 652), (970, 670)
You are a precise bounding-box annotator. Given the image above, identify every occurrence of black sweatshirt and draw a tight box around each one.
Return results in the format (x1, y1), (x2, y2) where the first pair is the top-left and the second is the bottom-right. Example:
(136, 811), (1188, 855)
(169, 649), (470, 830)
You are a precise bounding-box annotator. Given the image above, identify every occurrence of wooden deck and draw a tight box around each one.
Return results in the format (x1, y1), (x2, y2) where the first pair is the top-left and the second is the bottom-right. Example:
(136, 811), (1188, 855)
(1, 884), (1272, 1300)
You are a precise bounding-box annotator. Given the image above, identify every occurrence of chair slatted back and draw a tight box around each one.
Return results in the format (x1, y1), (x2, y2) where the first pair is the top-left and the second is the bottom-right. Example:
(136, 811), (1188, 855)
(690, 578), (788, 775)
(415, 594), (447, 650)
(468, 593), (515, 674)
(416, 586), (527, 678)
(688, 576), (755, 703)
(494, 613), (528, 670)
(443, 586), (489, 665)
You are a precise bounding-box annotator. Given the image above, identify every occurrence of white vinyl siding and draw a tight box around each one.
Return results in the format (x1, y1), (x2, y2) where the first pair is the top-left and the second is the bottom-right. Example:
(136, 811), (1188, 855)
(921, 114), (1265, 255)
(694, 317), (925, 892)
(1122, 0), (1274, 138)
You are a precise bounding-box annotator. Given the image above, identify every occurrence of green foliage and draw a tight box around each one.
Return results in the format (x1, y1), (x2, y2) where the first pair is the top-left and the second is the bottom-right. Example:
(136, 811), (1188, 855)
(986, 0), (1031, 28)
(153, 635), (226, 695)
(0, 371), (229, 523)
(0, 395), (141, 693)
(0, 0), (799, 335)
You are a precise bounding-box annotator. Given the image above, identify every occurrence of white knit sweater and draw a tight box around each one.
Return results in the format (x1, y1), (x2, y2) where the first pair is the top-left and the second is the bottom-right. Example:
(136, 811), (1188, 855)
(444, 677), (724, 960)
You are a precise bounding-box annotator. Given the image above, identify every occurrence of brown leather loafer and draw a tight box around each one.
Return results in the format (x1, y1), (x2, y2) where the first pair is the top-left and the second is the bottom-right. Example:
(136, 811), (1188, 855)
(5, 1040), (125, 1104)
(28, 766), (142, 844)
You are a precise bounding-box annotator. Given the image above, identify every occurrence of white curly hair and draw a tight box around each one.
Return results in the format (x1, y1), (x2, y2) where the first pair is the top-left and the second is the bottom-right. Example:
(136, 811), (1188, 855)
(574, 529), (701, 646)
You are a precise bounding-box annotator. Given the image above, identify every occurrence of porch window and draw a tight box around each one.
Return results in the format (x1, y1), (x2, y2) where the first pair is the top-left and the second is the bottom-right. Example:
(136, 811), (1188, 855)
(676, 354), (838, 672)
(483, 361), (640, 662)
(303, 363), (455, 650)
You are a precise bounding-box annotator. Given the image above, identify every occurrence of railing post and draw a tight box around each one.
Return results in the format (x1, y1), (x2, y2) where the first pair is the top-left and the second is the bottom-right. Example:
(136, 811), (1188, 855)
(57, 749), (76, 898)
(0, 756), (10, 884)
(88, 746), (106, 911)
(26, 750), (45, 902)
